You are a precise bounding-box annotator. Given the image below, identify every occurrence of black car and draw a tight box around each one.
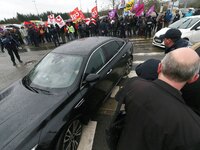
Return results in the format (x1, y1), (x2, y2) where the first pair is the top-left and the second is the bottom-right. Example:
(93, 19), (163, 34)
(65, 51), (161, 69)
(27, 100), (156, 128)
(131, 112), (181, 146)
(0, 36), (133, 150)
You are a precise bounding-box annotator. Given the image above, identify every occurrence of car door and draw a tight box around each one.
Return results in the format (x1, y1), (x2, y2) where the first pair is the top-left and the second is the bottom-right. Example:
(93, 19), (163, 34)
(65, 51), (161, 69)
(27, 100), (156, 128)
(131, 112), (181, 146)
(101, 40), (130, 86)
(190, 20), (200, 43)
(80, 47), (110, 115)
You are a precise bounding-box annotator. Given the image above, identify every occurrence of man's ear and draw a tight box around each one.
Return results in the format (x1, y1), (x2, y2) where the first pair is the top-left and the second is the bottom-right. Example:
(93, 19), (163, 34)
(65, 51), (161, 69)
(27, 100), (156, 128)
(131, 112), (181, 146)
(187, 74), (199, 84)
(157, 63), (162, 74)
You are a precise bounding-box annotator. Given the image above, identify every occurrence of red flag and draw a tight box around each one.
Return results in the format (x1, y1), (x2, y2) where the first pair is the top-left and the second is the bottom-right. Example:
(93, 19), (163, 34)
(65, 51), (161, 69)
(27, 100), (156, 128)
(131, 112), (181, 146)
(135, 3), (144, 17)
(69, 7), (83, 22)
(91, 6), (98, 18)
(79, 10), (85, 19)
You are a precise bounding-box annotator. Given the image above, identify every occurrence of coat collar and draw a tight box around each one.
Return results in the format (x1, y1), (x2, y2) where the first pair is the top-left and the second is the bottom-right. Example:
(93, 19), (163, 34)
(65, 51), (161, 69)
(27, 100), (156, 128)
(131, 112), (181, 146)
(153, 79), (185, 104)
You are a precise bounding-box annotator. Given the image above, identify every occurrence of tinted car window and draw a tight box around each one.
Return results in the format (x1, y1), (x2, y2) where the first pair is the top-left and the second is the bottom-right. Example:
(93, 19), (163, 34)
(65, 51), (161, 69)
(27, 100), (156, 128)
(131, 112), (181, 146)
(85, 47), (105, 74)
(102, 41), (120, 62)
(117, 40), (125, 47)
(169, 18), (199, 29)
(27, 53), (83, 88)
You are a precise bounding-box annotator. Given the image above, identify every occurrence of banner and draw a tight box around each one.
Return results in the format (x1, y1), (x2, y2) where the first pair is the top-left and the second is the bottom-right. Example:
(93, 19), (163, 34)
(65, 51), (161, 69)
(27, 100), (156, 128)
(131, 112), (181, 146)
(55, 15), (65, 28)
(130, 0), (139, 12)
(47, 14), (55, 24)
(84, 18), (96, 25)
(135, 3), (144, 16)
(69, 7), (85, 22)
(69, 7), (81, 22)
(108, 9), (117, 20)
(118, 0), (126, 9)
(91, 6), (98, 18)
(146, 5), (155, 17)
(124, 0), (134, 11)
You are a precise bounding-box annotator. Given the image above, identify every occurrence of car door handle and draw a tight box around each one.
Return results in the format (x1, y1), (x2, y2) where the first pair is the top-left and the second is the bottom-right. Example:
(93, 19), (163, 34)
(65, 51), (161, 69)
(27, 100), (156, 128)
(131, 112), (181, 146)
(122, 53), (126, 58)
(75, 98), (85, 109)
(107, 69), (112, 75)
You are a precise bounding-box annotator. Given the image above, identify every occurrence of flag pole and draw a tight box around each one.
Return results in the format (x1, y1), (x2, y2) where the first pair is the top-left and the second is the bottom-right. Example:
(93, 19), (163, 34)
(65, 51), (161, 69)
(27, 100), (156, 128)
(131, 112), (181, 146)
(95, 0), (97, 7)
(79, 0), (82, 10)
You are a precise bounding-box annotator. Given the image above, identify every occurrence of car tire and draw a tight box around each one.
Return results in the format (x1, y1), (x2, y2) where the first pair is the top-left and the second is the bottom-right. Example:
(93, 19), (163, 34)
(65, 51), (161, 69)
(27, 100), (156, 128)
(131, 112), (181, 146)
(56, 119), (83, 150)
(125, 57), (133, 76)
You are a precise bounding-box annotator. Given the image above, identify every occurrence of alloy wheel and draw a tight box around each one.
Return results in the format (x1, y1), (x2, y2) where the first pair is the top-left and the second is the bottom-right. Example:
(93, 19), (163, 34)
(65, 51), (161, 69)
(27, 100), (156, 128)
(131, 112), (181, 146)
(62, 120), (82, 150)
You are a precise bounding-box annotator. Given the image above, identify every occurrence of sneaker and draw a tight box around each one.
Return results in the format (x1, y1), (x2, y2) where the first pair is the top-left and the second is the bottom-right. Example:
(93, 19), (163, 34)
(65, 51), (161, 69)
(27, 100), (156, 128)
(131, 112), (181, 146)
(13, 62), (17, 66)
(19, 60), (23, 63)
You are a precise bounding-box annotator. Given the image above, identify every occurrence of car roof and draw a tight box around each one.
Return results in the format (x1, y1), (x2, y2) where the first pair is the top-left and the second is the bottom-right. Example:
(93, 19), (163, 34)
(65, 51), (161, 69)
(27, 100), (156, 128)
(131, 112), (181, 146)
(185, 15), (200, 19)
(52, 36), (123, 56)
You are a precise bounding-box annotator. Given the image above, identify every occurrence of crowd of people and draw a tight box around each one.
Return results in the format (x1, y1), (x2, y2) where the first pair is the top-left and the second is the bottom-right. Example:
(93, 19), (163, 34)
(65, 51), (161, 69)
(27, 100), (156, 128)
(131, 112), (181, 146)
(1, 8), (198, 52)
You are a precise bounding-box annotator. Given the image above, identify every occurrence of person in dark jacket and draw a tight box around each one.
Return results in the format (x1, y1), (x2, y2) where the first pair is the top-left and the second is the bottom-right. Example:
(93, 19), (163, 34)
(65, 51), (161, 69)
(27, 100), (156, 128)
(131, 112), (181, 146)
(136, 28), (191, 80)
(49, 25), (60, 47)
(135, 37), (200, 116)
(1, 31), (23, 66)
(160, 28), (191, 54)
(173, 10), (180, 23)
(117, 48), (200, 150)
(181, 46), (200, 115)
(0, 36), (5, 53)
(145, 16), (153, 38)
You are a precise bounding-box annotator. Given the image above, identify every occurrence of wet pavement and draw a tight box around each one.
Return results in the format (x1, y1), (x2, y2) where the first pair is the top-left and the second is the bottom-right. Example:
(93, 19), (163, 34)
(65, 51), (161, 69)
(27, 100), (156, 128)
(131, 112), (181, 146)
(0, 43), (53, 91)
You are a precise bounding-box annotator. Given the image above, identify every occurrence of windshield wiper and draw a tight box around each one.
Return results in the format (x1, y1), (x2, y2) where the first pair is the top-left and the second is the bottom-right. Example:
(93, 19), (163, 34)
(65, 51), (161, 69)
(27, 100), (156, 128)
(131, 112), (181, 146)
(23, 77), (39, 93)
(31, 87), (51, 95)
(24, 84), (39, 93)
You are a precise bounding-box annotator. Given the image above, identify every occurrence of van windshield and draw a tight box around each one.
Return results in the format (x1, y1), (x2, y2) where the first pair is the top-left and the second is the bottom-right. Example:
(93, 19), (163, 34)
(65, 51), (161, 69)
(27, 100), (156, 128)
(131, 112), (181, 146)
(169, 18), (199, 29)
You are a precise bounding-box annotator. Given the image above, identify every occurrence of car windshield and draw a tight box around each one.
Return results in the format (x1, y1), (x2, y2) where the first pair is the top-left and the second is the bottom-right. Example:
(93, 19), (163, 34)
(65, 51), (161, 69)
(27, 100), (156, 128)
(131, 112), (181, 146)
(27, 53), (83, 89)
(169, 17), (199, 29)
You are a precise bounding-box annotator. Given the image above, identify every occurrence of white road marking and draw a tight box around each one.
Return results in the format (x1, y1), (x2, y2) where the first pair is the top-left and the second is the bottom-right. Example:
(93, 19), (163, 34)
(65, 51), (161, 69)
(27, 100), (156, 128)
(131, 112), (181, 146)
(78, 121), (97, 150)
(128, 70), (137, 78)
(111, 86), (120, 98)
(133, 52), (164, 56)
(133, 60), (144, 64)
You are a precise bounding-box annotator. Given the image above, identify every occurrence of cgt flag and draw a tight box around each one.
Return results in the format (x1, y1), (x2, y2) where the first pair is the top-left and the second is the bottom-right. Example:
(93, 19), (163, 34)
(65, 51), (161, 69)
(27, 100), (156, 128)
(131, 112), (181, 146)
(91, 6), (98, 18)
(48, 14), (55, 25)
(55, 15), (65, 28)
(69, 7), (85, 22)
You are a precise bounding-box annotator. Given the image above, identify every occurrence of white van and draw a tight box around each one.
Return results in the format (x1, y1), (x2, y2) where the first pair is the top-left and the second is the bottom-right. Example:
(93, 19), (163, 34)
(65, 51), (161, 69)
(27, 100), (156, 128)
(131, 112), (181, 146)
(152, 15), (200, 48)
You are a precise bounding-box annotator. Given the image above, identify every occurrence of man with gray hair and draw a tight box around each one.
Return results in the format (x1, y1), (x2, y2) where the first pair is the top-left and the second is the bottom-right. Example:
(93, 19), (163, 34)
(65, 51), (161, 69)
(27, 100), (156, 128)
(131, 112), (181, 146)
(116, 48), (200, 150)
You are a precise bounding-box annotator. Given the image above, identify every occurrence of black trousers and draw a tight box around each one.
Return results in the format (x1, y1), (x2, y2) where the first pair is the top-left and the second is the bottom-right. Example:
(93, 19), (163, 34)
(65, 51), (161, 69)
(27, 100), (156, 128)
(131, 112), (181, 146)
(7, 47), (21, 63)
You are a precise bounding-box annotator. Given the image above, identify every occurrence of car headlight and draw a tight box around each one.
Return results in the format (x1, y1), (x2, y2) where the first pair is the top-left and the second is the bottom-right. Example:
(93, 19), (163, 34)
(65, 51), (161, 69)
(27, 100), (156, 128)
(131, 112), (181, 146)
(31, 144), (38, 150)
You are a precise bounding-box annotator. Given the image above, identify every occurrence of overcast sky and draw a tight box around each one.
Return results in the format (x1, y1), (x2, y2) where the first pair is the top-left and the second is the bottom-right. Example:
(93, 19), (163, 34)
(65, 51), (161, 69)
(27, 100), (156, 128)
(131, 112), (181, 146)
(0, 0), (116, 20)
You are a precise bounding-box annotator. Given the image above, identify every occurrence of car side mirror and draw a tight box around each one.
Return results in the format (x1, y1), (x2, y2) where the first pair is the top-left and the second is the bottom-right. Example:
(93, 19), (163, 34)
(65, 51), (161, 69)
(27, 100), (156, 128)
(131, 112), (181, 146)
(85, 74), (100, 82)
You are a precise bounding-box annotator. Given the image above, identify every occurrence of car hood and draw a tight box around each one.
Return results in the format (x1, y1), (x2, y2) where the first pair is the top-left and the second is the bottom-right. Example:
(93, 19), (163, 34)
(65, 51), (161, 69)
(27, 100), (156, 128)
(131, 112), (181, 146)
(0, 80), (67, 149)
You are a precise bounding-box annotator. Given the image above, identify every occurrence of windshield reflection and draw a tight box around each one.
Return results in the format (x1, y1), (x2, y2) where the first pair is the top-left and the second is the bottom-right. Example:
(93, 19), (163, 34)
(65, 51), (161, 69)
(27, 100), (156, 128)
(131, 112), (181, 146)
(27, 53), (83, 89)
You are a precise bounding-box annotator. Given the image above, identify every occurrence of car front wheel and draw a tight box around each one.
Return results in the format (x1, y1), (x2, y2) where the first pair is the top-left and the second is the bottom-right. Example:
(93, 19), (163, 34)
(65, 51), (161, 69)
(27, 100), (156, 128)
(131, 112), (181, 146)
(56, 119), (82, 150)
